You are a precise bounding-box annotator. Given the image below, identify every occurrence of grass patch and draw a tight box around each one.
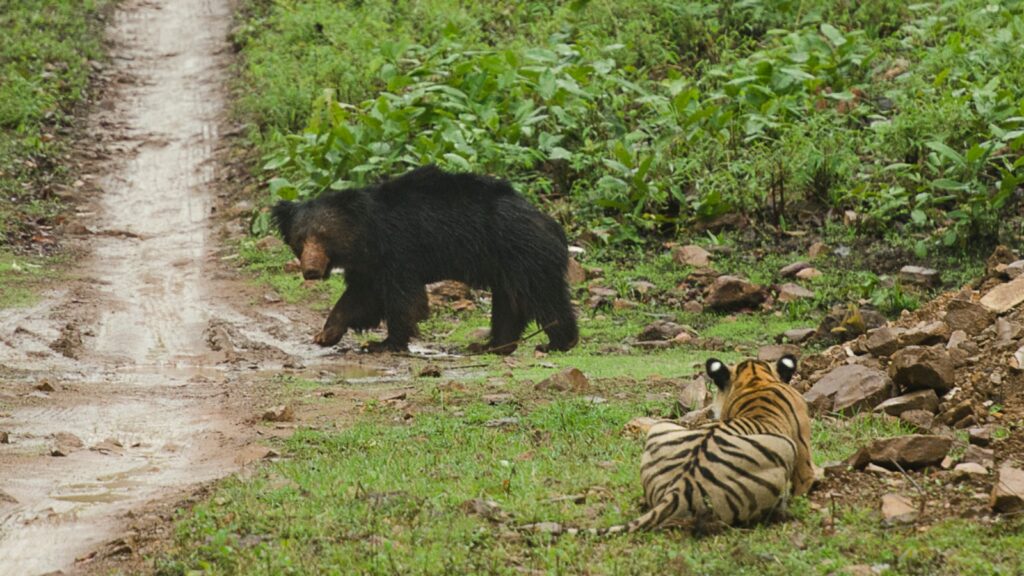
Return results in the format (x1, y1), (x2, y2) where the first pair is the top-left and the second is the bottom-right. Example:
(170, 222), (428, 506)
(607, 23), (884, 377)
(157, 391), (1022, 575)
(237, 238), (346, 309)
(0, 251), (62, 308)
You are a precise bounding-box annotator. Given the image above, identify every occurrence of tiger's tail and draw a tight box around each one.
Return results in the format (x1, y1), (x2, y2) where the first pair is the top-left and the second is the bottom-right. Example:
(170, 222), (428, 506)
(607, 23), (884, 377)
(529, 491), (682, 537)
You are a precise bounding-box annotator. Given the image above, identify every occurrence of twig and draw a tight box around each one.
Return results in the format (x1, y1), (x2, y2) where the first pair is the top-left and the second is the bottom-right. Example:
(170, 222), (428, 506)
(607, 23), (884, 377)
(474, 320), (559, 355)
(889, 458), (927, 518)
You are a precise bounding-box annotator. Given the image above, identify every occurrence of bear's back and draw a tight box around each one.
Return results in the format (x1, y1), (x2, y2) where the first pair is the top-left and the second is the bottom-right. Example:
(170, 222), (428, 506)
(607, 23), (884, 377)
(373, 165), (515, 206)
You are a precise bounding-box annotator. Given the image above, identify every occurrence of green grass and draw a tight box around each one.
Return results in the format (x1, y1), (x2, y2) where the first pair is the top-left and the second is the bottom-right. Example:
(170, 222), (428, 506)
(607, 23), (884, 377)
(0, 0), (109, 302)
(0, 252), (62, 308)
(237, 237), (346, 309)
(156, 388), (1021, 575)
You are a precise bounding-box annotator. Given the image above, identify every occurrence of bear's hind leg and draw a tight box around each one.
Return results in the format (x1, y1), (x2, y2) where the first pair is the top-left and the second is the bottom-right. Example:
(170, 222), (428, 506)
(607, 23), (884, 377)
(367, 283), (425, 353)
(485, 288), (528, 355)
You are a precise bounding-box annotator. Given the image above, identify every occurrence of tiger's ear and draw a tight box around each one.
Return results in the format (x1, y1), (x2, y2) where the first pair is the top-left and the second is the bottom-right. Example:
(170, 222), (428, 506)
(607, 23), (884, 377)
(776, 354), (798, 384)
(705, 358), (731, 390)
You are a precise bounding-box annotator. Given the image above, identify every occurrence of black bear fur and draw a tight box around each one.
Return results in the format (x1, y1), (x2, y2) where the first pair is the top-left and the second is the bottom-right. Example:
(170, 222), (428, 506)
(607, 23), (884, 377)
(271, 165), (579, 354)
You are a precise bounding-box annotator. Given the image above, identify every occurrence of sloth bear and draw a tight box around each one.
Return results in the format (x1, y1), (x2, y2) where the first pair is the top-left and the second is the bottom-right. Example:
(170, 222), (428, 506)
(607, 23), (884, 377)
(271, 165), (578, 354)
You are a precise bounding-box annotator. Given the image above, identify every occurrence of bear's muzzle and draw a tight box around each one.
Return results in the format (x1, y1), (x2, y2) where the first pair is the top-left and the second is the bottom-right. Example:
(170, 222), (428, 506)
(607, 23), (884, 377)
(300, 237), (330, 280)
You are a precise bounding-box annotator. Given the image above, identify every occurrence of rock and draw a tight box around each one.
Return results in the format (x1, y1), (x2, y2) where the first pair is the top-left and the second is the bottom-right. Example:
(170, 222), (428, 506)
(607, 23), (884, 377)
(566, 257), (586, 285)
(991, 465), (1024, 513)
(418, 365), (442, 378)
(757, 344), (800, 363)
(484, 417), (519, 428)
(795, 267), (822, 280)
(0, 490), (17, 505)
(980, 276), (1024, 313)
(682, 301), (703, 314)
(624, 417), (659, 437)
(899, 265), (940, 287)
(900, 321), (950, 347)
(586, 286), (617, 309)
(679, 406), (713, 428)
(963, 445), (994, 468)
(953, 462), (989, 479)
(808, 242), (829, 259)
(1006, 260), (1024, 279)
(1011, 346), (1024, 372)
(881, 493), (918, 525)
(779, 261), (811, 277)
(255, 235), (283, 251)
(428, 280), (472, 301)
(482, 394), (513, 405)
(678, 377), (709, 411)
(35, 381), (55, 392)
(938, 400), (973, 427)
(637, 320), (689, 341)
(777, 283), (815, 302)
(804, 365), (891, 415)
(460, 499), (510, 523)
(944, 299), (994, 335)
(864, 327), (905, 356)
(968, 427), (991, 447)
(672, 244), (711, 267)
(705, 275), (767, 311)
(55, 432), (84, 451)
(898, 410), (935, 432)
(995, 318), (1022, 342)
(889, 346), (955, 394)
(536, 368), (589, 393)
(946, 330), (969, 350)
(783, 328), (816, 344)
(0, 431), (8, 444)
(284, 258), (302, 274)
(873, 390), (939, 416)
(261, 405), (294, 422)
(849, 435), (953, 470)
(630, 280), (656, 296)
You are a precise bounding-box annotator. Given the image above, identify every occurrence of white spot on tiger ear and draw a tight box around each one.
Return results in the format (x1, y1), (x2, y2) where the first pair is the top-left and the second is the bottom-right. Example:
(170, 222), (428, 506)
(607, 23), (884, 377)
(710, 361), (723, 373)
(781, 357), (795, 369)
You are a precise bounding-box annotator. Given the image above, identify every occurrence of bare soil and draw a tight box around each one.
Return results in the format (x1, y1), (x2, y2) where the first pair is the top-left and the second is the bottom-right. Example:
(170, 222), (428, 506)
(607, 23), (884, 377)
(0, 1), (410, 574)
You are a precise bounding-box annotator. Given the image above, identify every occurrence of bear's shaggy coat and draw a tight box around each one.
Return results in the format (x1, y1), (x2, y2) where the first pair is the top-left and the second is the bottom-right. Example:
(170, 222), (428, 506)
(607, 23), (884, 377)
(272, 166), (578, 354)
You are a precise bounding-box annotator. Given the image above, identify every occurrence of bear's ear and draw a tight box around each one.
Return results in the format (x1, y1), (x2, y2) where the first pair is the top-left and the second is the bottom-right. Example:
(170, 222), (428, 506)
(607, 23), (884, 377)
(271, 200), (297, 242)
(776, 354), (798, 384)
(705, 358), (731, 390)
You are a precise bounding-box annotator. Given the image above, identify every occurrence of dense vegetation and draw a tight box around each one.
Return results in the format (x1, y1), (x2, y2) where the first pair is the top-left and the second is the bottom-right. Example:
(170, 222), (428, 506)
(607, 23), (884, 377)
(0, 0), (109, 305)
(240, 0), (1024, 254)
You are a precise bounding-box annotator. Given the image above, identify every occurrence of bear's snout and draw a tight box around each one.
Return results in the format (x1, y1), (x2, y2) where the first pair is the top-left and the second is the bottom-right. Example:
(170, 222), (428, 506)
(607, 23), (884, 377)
(300, 237), (330, 281)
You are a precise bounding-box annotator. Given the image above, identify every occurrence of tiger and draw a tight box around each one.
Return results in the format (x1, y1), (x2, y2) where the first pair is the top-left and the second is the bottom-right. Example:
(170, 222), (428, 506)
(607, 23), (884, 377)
(526, 354), (813, 535)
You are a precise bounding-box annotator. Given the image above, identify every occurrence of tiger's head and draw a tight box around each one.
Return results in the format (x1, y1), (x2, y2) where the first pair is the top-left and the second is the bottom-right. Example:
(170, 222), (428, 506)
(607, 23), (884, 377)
(704, 355), (798, 419)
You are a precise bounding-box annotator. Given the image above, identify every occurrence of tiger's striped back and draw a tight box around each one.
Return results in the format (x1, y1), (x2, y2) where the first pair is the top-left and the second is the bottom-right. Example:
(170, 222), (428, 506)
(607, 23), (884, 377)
(544, 355), (812, 536)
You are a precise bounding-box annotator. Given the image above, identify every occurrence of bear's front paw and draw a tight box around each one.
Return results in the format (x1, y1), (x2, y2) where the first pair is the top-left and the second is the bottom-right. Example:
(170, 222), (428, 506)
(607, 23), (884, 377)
(364, 339), (408, 353)
(314, 327), (344, 347)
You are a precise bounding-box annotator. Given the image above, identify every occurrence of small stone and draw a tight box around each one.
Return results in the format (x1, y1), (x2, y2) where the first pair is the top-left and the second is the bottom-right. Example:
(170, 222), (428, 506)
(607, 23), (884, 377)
(0, 431), (8, 444)
(865, 463), (895, 475)
(683, 301), (703, 314)
(672, 244), (712, 267)
(484, 417), (519, 428)
(938, 400), (973, 427)
(482, 394), (514, 405)
(624, 417), (659, 437)
(283, 259), (302, 273)
(263, 291), (282, 303)
(889, 346), (955, 394)
(944, 298), (994, 335)
(630, 280), (656, 296)
(980, 276), (1024, 313)
(808, 242), (830, 259)
(0, 490), (17, 505)
(899, 410), (935, 432)
(678, 377), (709, 411)
(35, 381), (55, 392)
(54, 432), (84, 454)
(777, 283), (815, 302)
(255, 235), (283, 251)
(968, 427), (992, 447)
(953, 462), (988, 479)
(418, 365), (442, 378)
(795, 267), (822, 280)
(757, 344), (800, 363)
(1005, 260), (1024, 279)
(460, 498), (510, 523)
(849, 435), (952, 470)
(963, 445), (994, 468)
(705, 275), (768, 311)
(261, 405), (294, 422)
(991, 465), (1024, 513)
(899, 265), (940, 287)
(637, 321), (689, 342)
(881, 493), (918, 525)
(783, 328), (816, 344)
(946, 330), (969, 350)
(779, 261), (811, 278)
(804, 365), (891, 415)
(865, 327), (906, 356)
(566, 257), (586, 285)
(679, 406), (713, 428)
(536, 368), (589, 393)
(1011, 346), (1024, 372)
(874, 390), (939, 416)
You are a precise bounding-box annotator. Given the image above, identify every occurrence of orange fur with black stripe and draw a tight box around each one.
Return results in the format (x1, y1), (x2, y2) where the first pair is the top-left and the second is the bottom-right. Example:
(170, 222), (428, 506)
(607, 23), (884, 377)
(543, 355), (812, 535)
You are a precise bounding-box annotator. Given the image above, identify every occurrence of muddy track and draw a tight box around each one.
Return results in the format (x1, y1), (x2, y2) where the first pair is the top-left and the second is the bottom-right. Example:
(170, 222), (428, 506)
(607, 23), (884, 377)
(0, 1), (396, 574)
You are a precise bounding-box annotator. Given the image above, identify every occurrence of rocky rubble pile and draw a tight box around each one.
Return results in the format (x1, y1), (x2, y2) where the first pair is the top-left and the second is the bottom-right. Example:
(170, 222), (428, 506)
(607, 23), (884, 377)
(797, 246), (1024, 515)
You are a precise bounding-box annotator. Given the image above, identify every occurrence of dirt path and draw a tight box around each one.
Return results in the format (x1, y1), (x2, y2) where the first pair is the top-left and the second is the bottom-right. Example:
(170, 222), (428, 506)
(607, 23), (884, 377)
(0, 1), (390, 573)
